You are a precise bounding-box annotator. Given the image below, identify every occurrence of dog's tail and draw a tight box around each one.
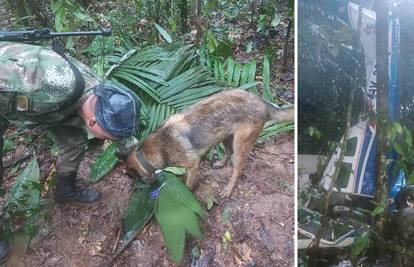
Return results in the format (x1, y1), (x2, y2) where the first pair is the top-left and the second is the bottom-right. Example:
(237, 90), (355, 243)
(264, 100), (294, 123)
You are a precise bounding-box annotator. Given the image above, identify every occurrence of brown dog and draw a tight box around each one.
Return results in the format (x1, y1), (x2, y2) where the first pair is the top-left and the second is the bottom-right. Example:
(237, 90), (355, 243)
(127, 89), (293, 197)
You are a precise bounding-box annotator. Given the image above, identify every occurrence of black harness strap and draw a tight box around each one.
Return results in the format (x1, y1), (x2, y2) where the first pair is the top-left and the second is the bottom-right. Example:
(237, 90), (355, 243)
(137, 150), (156, 175)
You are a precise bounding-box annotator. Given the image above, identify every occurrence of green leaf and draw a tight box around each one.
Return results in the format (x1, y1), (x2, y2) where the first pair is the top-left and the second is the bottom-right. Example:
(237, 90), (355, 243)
(263, 55), (273, 101)
(122, 182), (157, 242)
(394, 143), (406, 158)
(88, 143), (118, 183)
(408, 169), (414, 184)
(258, 122), (294, 142)
(232, 63), (242, 86)
(154, 23), (173, 43)
(155, 189), (202, 263)
(351, 231), (372, 262)
(394, 123), (403, 134)
(226, 58), (235, 84)
(240, 63), (250, 85)
(213, 59), (219, 80)
(271, 12), (282, 28)
(164, 167), (186, 176)
(237, 82), (260, 91)
(214, 144), (225, 161)
(155, 194), (186, 263)
(371, 206), (384, 217)
(6, 156), (40, 213)
(3, 138), (14, 154)
(247, 60), (257, 83)
(161, 171), (206, 217)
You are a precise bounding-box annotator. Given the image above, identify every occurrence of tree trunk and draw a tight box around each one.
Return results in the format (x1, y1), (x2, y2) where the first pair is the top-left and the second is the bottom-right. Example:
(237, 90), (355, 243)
(6, 0), (29, 26)
(374, 0), (390, 234)
(281, 19), (292, 73)
(195, 0), (203, 45)
(178, 0), (188, 33)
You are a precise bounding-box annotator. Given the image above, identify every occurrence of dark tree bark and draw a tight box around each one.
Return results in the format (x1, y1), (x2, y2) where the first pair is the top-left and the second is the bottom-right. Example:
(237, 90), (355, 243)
(281, 19), (292, 73)
(178, 0), (188, 33)
(77, 0), (91, 9)
(374, 0), (390, 234)
(195, 0), (203, 45)
(6, 0), (29, 26)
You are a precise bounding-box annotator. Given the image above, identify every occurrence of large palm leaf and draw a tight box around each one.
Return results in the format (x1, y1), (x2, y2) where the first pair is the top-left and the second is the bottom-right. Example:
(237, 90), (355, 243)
(107, 45), (223, 139)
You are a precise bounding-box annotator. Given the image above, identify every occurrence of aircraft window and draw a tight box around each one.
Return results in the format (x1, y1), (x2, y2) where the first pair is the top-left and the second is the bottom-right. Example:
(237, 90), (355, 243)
(345, 137), (358, 157)
(337, 162), (352, 188)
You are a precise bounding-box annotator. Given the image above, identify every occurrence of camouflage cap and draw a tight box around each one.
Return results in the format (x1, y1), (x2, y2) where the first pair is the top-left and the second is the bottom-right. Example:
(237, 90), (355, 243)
(93, 82), (140, 138)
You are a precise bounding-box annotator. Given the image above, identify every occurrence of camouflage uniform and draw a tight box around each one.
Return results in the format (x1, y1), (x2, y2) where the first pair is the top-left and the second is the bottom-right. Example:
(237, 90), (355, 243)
(0, 41), (138, 178)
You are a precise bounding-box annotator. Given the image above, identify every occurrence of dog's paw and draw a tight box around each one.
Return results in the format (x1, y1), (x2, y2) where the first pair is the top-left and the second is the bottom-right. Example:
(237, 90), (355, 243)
(220, 186), (234, 198)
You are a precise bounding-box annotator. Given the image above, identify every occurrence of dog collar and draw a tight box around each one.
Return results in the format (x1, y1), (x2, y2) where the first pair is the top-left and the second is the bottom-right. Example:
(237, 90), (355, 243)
(137, 150), (156, 175)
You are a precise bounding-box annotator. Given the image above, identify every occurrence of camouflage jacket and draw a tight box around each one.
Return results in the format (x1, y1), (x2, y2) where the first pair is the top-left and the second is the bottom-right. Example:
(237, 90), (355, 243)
(0, 41), (138, 155)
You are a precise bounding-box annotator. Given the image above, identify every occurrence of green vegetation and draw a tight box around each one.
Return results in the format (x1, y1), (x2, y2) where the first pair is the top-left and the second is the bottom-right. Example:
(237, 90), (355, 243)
(1, 0), (293, 264)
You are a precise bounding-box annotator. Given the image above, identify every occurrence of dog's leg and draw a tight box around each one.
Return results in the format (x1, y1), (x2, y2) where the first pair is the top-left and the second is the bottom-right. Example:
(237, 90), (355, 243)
(220, 127), (262, 198)
(213, 135), (233, 169)
(185, 159), (201, 190)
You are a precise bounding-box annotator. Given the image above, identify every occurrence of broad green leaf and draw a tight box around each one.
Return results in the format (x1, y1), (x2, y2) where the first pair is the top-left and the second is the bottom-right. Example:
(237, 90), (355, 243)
(161, 172), (206, 217)
(6, 157), (40, 210)
(237, 82), (260, 91)
(154, 23), (173, 43)
(351, 231), (372, 262)
(218, 60), (225, 82)
(258, 122), (294, 142)
(263, 55), (273, 101)
(88, 144), (118, 183)
(122, 182), (157, 242)
(155, 189), (202, 263)
(247, 60), (257, 83)
(240, 63), (250, 85)
(232, 63), (242, 86)
(247, 60), (258, 94)
(213, 59), (219, 80)
(164, 167), (186, 175)
(214, 144), (225, 160)
(155, 194), (186, 263)
(226, 58), (235, 84)
(3, 138), (14, 154)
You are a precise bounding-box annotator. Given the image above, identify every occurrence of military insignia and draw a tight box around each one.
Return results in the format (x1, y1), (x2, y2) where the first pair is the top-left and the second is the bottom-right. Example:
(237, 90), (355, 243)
(16, 95), (29, 111)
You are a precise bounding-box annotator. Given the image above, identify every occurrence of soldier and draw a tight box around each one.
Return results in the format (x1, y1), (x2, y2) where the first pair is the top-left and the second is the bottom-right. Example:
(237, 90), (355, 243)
(0, 41), (141, 263)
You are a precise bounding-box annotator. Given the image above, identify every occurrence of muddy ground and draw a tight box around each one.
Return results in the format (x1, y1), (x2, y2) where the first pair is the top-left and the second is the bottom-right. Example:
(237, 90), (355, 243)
(2, 133), (294, 267)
